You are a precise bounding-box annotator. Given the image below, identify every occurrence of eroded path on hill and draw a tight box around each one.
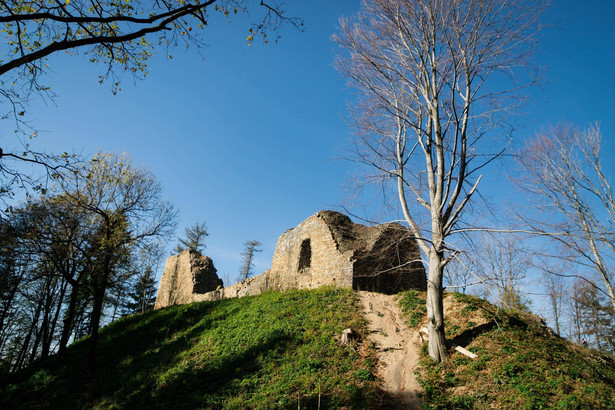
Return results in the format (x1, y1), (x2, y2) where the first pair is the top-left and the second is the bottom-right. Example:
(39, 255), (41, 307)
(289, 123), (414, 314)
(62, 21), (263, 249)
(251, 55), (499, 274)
(358, 291), (423, 409)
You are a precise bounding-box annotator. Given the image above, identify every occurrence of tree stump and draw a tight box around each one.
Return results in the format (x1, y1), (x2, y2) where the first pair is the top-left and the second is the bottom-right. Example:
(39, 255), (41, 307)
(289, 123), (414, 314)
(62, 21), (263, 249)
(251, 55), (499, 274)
(341, 328), (354, 345)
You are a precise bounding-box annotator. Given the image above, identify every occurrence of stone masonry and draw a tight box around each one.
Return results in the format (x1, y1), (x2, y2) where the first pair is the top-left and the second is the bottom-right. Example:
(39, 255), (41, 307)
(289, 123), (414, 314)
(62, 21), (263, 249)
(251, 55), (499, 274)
(154, 250), (223, 309)
(155, 210), (426, 309)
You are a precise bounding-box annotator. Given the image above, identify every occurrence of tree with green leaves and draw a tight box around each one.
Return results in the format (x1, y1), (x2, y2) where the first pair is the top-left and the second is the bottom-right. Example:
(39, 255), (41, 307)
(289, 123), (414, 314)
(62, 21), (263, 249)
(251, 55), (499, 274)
(20, 195), (93, 357)
(175, 221), (208, 253)
(570, 279), (614, 353)
(0, 1), (300, 217)
(0, 197), (85, 370)
(59, 152), (177, 373)
(238, 240), (262, 282)
(123, 267), (157, 314)
(0, 154), (176, 373)
(0, 1), (300, 106)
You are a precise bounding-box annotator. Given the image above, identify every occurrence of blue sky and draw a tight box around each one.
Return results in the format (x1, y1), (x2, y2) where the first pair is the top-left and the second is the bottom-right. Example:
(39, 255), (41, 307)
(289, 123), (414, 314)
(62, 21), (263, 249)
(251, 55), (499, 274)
(12, 0), (615, 287)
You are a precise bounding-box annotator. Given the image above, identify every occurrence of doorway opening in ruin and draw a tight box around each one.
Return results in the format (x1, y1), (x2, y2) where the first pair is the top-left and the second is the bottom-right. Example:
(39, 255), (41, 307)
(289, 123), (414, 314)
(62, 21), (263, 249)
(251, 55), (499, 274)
(298, 239), (311, 271)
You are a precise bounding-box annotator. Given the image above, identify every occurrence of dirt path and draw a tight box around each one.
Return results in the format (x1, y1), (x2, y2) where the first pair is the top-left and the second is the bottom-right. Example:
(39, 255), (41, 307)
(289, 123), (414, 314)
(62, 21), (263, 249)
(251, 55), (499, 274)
(358, 291), (423, 409)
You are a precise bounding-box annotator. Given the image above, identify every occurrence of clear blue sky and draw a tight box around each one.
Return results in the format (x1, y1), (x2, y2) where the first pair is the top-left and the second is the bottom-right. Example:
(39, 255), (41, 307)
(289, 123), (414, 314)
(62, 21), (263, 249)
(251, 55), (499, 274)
(15, 0), (615, 286)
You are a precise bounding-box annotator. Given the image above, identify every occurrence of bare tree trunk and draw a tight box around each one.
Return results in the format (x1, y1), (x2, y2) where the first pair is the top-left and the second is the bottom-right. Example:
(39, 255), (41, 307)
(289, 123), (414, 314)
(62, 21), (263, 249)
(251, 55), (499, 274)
(88, 282), (106, 375)
(43, 279), (68, 358)
(13, 300), (42, 372)
(335, 0), (546, 363)
(59, 283), (79, 356)
(427, 248), (448, 362)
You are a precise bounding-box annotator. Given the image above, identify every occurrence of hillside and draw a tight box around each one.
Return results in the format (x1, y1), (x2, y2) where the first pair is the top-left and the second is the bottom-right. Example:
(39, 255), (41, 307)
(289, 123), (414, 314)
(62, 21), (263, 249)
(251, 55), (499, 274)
(2, 288), (615, 409)
(399, 291), (615, 409)
(1, 288), (384, 409)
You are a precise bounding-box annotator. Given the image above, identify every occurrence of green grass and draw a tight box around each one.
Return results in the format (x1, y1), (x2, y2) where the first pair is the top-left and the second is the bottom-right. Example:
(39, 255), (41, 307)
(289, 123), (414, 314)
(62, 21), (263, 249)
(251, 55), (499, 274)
(399, 291), (615, 409)
(7, 288), (613, 409)
(1, 288), (383, 409)
(397, 289), (427, 329)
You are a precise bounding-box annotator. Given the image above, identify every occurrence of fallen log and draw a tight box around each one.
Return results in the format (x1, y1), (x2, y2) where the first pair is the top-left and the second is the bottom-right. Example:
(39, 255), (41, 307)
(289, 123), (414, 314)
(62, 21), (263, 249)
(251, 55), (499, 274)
(419, 327), (477, 359)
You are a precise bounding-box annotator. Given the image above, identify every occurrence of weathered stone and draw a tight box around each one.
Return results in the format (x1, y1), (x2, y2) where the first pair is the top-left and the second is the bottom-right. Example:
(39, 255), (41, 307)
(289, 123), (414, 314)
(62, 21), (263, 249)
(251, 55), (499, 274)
(154, 250), (223, 309)
(155, 210), (426, 309)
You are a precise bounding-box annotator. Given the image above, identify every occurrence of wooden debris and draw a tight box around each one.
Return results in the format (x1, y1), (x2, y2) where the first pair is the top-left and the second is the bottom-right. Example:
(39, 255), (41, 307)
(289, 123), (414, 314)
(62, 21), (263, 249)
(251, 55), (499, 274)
(419, 327), (477, 359)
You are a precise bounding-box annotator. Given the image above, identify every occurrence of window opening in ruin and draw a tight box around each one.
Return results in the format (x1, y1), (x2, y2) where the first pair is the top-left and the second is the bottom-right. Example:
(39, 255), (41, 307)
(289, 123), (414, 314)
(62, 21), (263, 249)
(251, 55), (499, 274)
(298, 239), (311, 271)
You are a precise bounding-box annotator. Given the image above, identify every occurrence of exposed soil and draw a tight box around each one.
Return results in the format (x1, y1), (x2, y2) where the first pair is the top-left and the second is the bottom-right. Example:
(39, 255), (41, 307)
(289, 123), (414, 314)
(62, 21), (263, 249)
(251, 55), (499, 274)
(358, 291), (423, 409)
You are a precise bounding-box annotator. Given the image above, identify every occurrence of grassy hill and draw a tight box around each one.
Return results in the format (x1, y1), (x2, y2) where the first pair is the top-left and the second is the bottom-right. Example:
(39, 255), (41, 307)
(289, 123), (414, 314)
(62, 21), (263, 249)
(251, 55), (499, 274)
(3, 288), (615, 409)
(399, 291), (615, 409)
(1, 288), (384, 409)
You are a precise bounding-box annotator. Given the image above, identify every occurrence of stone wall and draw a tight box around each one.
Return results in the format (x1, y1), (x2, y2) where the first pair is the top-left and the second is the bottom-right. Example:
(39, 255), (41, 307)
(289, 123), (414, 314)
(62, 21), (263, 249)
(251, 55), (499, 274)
(154, 250), (222, 309)
(155, 210), (426, 309)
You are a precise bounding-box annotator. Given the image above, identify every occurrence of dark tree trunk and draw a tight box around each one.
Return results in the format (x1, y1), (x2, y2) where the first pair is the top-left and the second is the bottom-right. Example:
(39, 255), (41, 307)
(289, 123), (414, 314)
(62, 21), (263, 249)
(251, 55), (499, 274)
(13, 300), (42, 372)
(0, 263), (26, 344)
(43, 279), (68, 358)
(59, 282), (80, 356)
(87, 282), (106, 375)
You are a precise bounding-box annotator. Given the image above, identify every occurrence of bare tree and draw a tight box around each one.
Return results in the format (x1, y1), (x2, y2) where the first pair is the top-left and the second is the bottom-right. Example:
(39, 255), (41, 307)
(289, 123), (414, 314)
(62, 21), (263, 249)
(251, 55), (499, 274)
(444, 256), (477, 294)
(334, 0), (546, 361)
(238, 240), (262, 282)
(540, 263), (568, 335)
(516, 124), (615, 313)
(445, 233), (532, 311)
(480, 234), (531, 311)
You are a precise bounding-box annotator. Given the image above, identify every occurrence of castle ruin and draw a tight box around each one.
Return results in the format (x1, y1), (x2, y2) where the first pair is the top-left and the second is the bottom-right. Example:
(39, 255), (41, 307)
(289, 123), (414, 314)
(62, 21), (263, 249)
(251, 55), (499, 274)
(155, 210), (426, 309)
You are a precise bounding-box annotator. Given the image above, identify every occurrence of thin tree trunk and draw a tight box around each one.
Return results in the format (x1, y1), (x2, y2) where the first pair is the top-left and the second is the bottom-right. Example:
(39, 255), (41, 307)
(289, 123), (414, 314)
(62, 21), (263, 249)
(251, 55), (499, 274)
(32, 277), (55, 364)
(43, 279), (68, 358)
(0, 263), (26, 341)
(59, 283), (79, 356)
(552, 304), (561, 335)
(13, 300), (42, 372)
(87, 282), (106, 375)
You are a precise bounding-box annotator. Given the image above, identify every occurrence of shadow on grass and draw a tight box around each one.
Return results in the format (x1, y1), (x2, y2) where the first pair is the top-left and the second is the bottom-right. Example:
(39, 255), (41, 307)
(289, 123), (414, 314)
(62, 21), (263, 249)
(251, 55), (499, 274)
(297, 385), (390, 410)
(451, 322), (496, 348)
(148, 330), (295, 408)
(2, 290), (383, 409)
(1, 302), (220, 409)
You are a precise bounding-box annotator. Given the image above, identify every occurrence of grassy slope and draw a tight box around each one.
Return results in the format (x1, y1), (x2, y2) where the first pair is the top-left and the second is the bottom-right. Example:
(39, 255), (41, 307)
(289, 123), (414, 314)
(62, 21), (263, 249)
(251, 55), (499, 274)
(399, 290), (615, 409)
(6, 288), (614, 409)
(1, 288), (383, 409)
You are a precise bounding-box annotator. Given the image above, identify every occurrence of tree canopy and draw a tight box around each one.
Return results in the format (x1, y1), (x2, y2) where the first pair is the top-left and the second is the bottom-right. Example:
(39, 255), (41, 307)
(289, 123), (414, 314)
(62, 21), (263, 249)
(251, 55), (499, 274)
(0, 0), (300, 211)
(0, 0), (300, 104)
